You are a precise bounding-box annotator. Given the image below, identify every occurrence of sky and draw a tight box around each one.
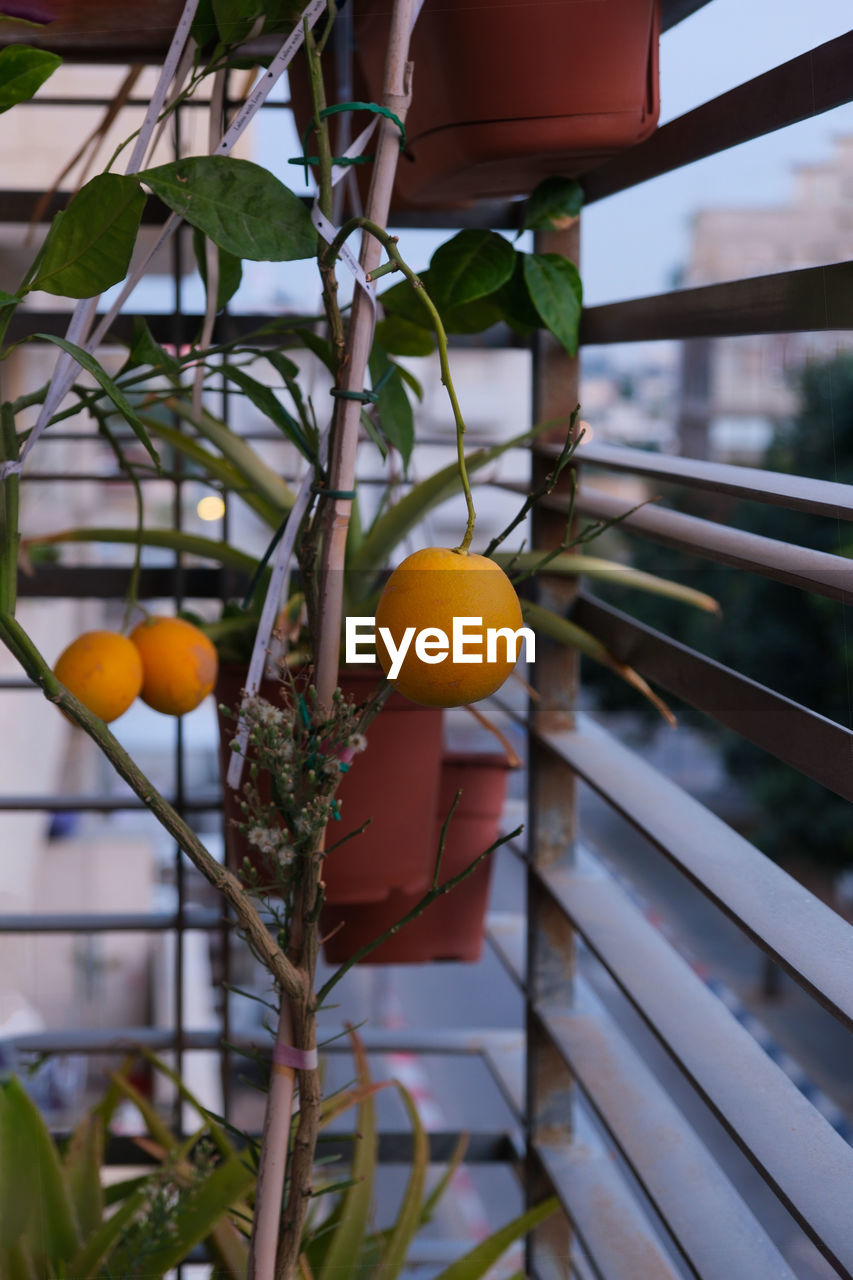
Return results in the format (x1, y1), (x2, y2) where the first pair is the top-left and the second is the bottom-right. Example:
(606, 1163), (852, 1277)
(581, 0), (853, 304)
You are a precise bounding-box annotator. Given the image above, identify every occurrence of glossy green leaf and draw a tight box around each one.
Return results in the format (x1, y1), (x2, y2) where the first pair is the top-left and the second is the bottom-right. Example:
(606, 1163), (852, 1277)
(521, 175), (583, 235)
(378, 275), (434, 328)
(429, 230), (515, 313)
(442, 294), (504, 335)
(122, 315), (179, 375)
(191, 0), (219, 47)
(496, 254), (542, 334)
(0, 45), (60, 112)
(142, 156), (315, 261)
(431, 1196), (559, 1280)
(0, 1077), (79, 1265)
(317, 1037), (376, 1280)
(194, 228), (243, 312)
(369, 345), (414, 467)
(34, 333), (160, 466)
(212, 0), (302, 42)
(374, 314), (435, 357)
(522, 252), (583, 355)
(64, 1111), (104, 1241)
(31, 173), (145, 297)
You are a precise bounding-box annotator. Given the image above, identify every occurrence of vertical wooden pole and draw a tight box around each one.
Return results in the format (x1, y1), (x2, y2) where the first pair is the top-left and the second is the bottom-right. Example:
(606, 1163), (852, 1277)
(525, 219), (580, 1279)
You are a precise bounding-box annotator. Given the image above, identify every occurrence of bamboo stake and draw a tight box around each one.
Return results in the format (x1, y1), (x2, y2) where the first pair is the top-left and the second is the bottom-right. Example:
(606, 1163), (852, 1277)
(314, 0), (416, 711)
(249, 8), (417, 1278)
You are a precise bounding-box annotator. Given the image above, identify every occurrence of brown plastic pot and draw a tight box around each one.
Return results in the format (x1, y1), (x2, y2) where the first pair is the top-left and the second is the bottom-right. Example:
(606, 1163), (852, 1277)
(320, 750), (514, 965)
(216, 665), (444, 904)
(290, 0), (660, 207)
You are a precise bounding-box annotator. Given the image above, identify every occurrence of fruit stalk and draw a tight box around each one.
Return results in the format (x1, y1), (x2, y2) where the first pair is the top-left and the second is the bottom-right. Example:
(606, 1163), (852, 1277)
(0, 406), (19, 617)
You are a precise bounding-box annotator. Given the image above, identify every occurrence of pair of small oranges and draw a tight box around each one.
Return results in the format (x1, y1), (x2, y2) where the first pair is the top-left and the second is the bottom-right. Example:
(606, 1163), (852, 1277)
(53, 616), (218, 724)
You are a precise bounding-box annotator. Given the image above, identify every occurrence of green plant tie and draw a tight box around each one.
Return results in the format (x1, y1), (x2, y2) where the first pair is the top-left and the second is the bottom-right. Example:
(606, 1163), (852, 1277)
(292, 101), (407, 181)
(330, 387), (378, 404)
(311, 484), (357, 499)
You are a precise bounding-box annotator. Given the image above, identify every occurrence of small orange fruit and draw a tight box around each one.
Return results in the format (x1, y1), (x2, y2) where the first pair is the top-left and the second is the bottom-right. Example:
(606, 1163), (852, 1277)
(129, 616), (218, 716)
(374, 547), (525, 707)
(53, 630), (143, 723)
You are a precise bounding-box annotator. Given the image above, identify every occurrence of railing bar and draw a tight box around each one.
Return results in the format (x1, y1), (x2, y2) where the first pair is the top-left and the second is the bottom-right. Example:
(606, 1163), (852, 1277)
(584, 32), (853, 203)
(535, 996), (799, 1280)
(580, 260), (853, 345)
(538, 714), (853, 1030)
(0, 794), (222, 812)
(555, 439), (853, 519)
(0, 910), (223, 932)
(573, 594), (853, 803)
(532, 1143), (682, 1280)
(537, 864), (853, 1277)
(524, 485), (853, 604)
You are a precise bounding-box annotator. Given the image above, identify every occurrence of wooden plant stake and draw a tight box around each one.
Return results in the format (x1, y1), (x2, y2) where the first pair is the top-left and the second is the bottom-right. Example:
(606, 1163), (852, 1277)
(249, 4), (418, 1278)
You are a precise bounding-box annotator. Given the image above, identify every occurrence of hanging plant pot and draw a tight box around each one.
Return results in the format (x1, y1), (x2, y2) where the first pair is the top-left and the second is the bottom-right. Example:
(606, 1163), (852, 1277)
(291, 0), (660, 207)
(215, 665), (445, 904)
(320, 750), (515, 965)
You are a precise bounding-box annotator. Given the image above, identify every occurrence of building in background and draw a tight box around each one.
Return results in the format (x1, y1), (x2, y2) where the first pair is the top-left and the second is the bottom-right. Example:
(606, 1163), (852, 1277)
(677, 134), (853, 461)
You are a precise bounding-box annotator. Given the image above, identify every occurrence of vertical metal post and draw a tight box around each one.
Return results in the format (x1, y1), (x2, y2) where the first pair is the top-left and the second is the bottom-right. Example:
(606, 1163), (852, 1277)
(525, 220), (580, 1279)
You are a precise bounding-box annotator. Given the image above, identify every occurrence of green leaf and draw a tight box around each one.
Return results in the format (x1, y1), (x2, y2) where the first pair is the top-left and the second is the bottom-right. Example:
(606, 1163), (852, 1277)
(317, 1037), (376, 1280)
(163, 398), (296, 516)
(428, 230), (515, 313)
(29, 526), (258, 575)
(496, 254), (542, 334)
(66, 1184), (151, 1278)
(142, 156), (315, 261)
(194, 228), (243, 312)
(0, 1240), (36, 1280)
(0, 1077), (80, 1266)
(432, 1197), (559, 1280)
(212, 0), (303, 42)
(381, 1085), (428, 1280)
(121, 316), (179, 375)
(191, 0), (220, 47)
(369, 345), (414, 468)
(442, 294), (504, 335)
(522, 252), (582, 356)
(220, 364), (313, 459)
(375, 314), (435, 357)
(379, 275), (434, 328)
(31, 173), (145, 298)
(522, 600), (675, 724)
(520, 175), (583, 235)
(34, 333), (160, 467)
(0, 45), (60, 113)
(360, 407), (387, 461)
(64, 1112), (104, 1241)
(493, 551), (720, 613)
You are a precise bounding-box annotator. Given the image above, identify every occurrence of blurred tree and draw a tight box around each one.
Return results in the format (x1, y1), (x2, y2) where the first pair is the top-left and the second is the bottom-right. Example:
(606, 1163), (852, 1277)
(585, 353), (853, 872)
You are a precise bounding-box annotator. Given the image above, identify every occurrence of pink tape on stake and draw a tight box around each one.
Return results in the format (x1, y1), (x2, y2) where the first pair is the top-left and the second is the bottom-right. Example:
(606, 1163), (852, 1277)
(273, 1042), (319, 1072)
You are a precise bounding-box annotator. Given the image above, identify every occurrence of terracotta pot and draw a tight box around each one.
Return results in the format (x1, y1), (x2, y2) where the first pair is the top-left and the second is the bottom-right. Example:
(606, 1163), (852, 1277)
(320, 751), (514, 964)
(216, 666), (444, 904)
(290, 0), (660, 207)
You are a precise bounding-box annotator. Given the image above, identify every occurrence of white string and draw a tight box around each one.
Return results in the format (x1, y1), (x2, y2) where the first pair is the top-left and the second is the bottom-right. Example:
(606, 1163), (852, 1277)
(1, 0), (327, 481)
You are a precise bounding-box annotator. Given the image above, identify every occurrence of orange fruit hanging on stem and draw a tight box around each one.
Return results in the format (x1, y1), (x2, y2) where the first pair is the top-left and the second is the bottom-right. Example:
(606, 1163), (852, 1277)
(129, 616), (218, 716)
(374, 547), (527, 708)
(53, 630), (143, 723)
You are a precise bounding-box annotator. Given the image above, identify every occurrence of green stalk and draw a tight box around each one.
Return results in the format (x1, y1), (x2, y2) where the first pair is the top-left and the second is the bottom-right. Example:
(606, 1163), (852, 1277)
(323, 217), (477, 554)
(0, 405), (20, 616)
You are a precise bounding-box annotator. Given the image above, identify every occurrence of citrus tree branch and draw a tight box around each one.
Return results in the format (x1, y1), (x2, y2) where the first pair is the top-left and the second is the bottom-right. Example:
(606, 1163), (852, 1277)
(0, 612), (303, 1003)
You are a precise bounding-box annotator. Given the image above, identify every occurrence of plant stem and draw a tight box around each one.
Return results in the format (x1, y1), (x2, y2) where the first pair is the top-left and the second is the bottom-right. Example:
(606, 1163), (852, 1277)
(324, 216), (477, 555)
(315, 823), (522, 1005)
(0, 611), (304, 1001)
(0, 407), (20, 617)
(305, 17), (345, 369)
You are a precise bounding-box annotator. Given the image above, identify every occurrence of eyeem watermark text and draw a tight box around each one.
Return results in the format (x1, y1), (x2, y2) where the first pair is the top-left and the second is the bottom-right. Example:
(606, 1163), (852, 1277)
(345, 616), (536, 679)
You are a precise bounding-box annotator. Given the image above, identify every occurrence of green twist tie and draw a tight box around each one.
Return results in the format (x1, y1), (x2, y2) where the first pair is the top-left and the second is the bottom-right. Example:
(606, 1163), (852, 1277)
(311, 484), (357, 500)
(293, 101), (407, 182)
(330, 387), (378, 404)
